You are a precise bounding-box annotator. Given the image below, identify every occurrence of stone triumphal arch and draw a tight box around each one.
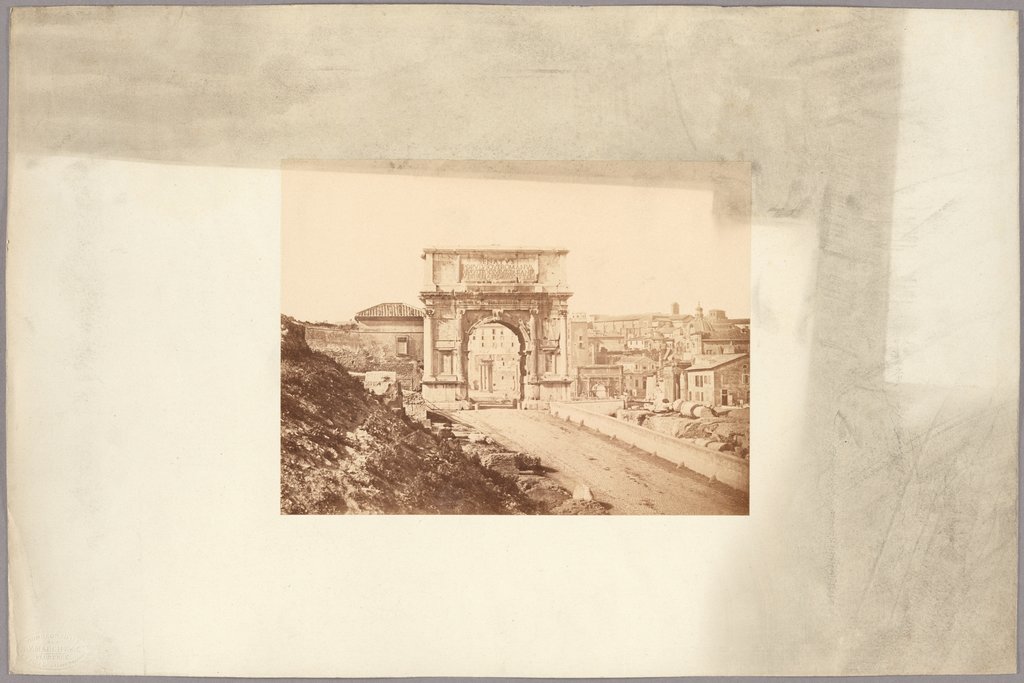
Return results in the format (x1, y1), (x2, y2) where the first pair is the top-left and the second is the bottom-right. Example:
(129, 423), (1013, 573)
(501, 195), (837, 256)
(419, 247), (573, 409)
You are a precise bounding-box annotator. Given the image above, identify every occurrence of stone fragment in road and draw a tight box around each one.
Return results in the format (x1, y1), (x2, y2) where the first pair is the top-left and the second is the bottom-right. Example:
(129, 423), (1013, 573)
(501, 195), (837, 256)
(572, 484), (594, 501)
(479, 451), (519, 476)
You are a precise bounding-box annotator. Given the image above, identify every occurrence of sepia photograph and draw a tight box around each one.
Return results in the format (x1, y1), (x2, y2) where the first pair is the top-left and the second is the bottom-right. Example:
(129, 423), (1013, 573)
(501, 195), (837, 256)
(281, 160), (751, 514)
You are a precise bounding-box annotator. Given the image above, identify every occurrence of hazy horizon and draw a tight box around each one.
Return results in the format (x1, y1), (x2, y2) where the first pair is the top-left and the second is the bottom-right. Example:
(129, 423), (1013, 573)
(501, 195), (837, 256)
(283, 162), (751, 323)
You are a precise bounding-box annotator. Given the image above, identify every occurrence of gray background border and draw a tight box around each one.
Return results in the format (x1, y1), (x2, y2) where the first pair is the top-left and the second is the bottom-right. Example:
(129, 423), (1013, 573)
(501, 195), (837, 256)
(2, 0), (1020, 680)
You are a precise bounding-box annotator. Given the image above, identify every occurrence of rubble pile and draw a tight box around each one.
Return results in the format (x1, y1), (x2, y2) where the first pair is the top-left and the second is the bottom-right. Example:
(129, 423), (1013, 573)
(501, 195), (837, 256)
(642, 414), (750, 458)
(610, 402), (750, 459)
(456, 426), (604, 513)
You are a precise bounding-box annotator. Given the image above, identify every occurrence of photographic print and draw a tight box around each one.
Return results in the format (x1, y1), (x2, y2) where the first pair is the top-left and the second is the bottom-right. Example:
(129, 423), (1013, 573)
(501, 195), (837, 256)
(281, 160), (751, 514)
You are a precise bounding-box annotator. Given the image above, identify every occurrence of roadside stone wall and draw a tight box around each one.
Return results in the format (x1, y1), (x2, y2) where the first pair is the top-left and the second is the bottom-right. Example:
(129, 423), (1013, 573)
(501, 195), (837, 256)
(549, 401), (749, 493)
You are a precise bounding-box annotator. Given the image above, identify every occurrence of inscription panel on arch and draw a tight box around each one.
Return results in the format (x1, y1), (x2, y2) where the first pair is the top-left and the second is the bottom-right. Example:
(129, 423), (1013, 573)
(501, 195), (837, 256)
(460, 255), (539, 284)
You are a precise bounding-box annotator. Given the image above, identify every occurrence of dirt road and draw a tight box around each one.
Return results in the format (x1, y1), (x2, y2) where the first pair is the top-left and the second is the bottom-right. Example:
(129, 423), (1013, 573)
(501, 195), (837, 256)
(454, 409), (748, 515)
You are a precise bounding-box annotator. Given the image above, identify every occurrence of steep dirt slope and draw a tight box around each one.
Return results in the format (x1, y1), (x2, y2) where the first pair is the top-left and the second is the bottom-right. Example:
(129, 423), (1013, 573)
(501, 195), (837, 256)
(280, 316), (535, 514)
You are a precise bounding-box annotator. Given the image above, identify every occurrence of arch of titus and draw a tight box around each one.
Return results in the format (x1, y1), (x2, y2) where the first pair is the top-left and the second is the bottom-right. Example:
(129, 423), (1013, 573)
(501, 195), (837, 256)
(419, 247), (573, 409)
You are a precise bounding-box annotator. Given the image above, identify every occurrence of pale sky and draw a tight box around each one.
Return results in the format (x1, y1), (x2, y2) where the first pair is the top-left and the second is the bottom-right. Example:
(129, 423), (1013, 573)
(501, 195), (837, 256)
(282, 164), (750, 322)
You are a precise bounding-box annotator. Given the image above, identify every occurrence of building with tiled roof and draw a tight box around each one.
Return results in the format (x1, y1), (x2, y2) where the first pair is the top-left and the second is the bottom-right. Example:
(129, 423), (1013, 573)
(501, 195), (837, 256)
(685, 353), (749, 407)
(354, 302), (424, 320)
(689, 353), (748, 370)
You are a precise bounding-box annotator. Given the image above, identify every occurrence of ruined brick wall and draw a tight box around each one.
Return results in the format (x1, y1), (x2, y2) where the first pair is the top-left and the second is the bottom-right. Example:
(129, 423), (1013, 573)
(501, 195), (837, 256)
(303, 325), (422, 391)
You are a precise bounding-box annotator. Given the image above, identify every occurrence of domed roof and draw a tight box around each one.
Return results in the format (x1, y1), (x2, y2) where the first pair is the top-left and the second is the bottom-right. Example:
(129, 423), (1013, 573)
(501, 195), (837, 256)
(689, 316), (715, 335)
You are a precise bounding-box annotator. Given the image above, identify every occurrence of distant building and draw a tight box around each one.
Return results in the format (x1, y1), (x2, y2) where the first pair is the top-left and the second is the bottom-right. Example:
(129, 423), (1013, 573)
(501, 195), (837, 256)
(626, 336), (647, 351)
(467, 322), (520, 399)
(570, 318), (596, 367)
(685, 353), (749, 407)
(611, 354), (659, 398)
(575, 365), (624, 399)
(669, 304), (750, 360)
(590, 333), (626, 358)
(612, 354), (659, 374)
(352, 303), (425, 357)
(300, 298), (748, 403)
(701, 326), (750, 356)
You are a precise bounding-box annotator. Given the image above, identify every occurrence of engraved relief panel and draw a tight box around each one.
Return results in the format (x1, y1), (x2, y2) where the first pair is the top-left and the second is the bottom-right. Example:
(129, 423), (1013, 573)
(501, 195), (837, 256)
(460, 256), (538, 283)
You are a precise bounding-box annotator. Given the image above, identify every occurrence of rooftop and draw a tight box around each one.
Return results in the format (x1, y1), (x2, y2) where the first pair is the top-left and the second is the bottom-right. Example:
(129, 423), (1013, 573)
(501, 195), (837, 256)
(706, 325), (750, 340)
(610, 354), (657, 365)
(687, 353), (749, 371)
(354, 302), (424, 319)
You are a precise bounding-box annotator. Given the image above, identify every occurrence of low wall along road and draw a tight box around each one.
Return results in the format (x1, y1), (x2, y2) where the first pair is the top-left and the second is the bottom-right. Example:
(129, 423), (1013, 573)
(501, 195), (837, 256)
(548, 401), (750, 493)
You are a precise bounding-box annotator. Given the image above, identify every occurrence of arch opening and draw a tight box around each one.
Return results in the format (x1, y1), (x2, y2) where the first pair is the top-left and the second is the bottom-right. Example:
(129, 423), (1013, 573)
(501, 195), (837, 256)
(465, 319), (526, 404)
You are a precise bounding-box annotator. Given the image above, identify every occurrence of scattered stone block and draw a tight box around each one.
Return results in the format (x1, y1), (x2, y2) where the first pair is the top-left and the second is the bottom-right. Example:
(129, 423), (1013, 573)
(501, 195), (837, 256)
(479, 451), (520, 476)
(695, 406), (718, 418)
(515, 453), (542, 472)
(677, 401), (702, 418)
(572, 485), (594, 501)
(712, 422), (750, 441)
